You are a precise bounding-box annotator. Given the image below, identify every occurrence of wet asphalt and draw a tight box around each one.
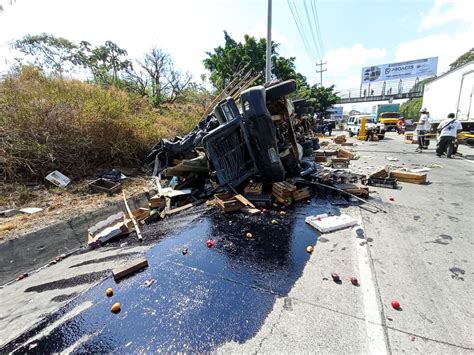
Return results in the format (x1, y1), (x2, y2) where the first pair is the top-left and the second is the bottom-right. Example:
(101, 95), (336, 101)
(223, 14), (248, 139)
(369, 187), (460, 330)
(3, 199), (338, 353)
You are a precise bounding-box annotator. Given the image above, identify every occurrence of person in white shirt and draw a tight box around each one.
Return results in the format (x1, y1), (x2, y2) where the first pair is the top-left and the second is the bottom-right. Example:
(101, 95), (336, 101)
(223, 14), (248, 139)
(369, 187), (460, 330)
(436, 113), (463, 158)
(422, 110), (433, 149)
(415, 108), (429, 152)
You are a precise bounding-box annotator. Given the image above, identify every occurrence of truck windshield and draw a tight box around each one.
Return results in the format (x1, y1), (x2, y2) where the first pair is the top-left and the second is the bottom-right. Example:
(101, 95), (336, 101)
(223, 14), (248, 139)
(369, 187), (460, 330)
(381, 112), (400, 118)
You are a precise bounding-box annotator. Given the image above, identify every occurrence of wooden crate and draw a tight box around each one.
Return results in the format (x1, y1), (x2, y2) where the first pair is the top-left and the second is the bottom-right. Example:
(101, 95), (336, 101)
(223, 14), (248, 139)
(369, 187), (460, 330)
(314, 156), (328, 163)
(89, 179), (121, 194)
(293, 187), (312, 201)
(214, 192), (244, 212)
(331, 158), (350, 169)
(334, 183), (369, 198)
(336, 148), (355, 160)
(389, 170), (427, 184)
(272, 182), (297, 200)
(149, 195), (166, 209)
(244, 182), (263, 195)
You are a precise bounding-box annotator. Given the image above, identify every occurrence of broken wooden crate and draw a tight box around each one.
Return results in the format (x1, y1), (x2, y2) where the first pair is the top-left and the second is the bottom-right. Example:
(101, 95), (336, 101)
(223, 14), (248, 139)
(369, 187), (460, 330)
(336, 148), (356, 160)
(331, 158), (350, 169)
(124, 208), (150, 230)
(389, 170), (427, 184)
(214, 192), (244, 212)
(88, 212), (128, 247)
(89, 178), (122, 194)
(333, 135), (346, 144)
(244, 182), (263, 195)
(293, 187), (312, 201)
(272, 181), (297, 201)
(334, 183), (369, 199)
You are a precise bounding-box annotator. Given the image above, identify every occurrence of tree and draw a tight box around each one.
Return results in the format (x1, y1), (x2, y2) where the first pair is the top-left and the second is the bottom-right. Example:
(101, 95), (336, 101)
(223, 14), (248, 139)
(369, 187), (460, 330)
(301, 85), (339, 118)
(449, 48), (474, 71)
(14, 34), (79, 75)
(400, 97), (422, 121)
(203, 31), (308, 90)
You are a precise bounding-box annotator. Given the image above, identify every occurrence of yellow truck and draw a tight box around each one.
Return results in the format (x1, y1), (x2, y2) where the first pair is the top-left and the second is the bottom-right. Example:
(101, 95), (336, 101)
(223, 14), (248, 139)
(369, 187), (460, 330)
(374, 104), (400, 131)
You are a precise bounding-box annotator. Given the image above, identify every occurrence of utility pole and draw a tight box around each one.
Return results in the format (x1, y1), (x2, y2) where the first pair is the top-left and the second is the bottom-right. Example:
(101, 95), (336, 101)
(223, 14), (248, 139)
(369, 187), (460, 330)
(316, 60), (327, 86)
(265, 0), (272, 83)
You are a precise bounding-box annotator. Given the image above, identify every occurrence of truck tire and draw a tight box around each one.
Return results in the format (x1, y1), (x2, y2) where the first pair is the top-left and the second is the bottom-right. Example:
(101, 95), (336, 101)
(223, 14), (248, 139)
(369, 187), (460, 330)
(348, 130), (355, 137)
(377, 134), (385, 140)
(265, 80), (297, 100)
(303, 147), (314, 157)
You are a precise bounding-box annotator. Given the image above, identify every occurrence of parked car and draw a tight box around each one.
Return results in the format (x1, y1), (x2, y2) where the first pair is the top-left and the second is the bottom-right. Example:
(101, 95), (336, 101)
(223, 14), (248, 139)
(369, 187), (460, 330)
(347, 114), (385, 139)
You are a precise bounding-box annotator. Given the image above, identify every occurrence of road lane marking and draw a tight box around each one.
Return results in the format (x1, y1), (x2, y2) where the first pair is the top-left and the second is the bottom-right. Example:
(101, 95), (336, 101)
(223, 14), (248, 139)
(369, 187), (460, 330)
(353, 219), (389, 355)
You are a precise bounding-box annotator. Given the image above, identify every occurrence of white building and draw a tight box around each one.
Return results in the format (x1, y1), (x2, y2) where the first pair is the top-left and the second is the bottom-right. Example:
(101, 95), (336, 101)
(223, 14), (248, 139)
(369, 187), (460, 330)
(422, 61), (473, 123)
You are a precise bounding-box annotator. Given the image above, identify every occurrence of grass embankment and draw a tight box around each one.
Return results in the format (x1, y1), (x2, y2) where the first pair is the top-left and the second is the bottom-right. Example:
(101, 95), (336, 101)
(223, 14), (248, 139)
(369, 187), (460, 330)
(0, 66), (202, 184)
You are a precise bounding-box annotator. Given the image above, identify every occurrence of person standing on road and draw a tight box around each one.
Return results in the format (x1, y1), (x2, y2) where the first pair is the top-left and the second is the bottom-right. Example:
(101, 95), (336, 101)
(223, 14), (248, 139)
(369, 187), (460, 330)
(423, 110), (433, 149)
(415, 108), (428, 152)
(436, 113), (463, 158)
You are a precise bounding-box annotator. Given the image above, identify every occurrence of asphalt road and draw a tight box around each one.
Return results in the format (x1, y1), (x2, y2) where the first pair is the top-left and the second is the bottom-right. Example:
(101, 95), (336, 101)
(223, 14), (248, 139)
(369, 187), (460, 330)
(1, 132), (473, 354)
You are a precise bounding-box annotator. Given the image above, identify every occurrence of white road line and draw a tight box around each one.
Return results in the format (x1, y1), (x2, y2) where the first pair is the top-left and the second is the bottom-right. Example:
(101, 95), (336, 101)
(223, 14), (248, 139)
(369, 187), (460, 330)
(353, 218), (388, 355)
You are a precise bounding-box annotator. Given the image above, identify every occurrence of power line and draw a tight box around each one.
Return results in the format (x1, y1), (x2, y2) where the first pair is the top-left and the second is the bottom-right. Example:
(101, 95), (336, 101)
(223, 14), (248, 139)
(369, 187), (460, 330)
(311, 0), (325, 58)
(287, 0), (316, 65)
(302, 0), (321, 61)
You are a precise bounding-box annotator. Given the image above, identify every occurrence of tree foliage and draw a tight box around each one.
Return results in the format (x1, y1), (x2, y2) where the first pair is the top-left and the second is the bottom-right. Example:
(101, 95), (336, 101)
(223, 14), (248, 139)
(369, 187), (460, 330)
(449, 48), (474, 71)
(203, 31), (308, 90)
(12, 34), (193, 106)
(300, 85), (340, 118)
(400, 97), (422, 121)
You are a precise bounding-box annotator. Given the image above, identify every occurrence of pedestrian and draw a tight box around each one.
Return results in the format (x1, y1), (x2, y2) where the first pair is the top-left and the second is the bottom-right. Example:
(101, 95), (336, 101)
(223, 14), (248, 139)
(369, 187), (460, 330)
(423, 110), (433, 149)
(415, 108), (428, 153)
(436, 113), (463, 158)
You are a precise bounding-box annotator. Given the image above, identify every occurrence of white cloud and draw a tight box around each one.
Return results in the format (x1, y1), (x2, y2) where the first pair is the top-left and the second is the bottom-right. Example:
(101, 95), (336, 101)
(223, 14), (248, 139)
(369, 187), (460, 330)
(324, 44), (386, 88)
(419, 0), (474, 30)
(401, 0), (474, 74)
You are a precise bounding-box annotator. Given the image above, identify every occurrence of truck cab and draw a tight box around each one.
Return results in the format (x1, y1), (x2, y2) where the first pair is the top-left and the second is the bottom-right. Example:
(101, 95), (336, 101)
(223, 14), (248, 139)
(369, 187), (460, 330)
(378, 112), (400, 131)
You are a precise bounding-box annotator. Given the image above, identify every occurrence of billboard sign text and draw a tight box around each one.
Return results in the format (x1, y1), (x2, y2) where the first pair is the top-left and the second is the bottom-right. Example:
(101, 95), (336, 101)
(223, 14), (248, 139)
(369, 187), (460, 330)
(361, 57), (438, 82)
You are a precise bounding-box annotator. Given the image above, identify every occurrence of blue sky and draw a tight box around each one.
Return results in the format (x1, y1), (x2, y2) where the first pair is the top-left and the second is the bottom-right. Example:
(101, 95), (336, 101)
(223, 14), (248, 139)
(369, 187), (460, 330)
(0, 0), (472, 97)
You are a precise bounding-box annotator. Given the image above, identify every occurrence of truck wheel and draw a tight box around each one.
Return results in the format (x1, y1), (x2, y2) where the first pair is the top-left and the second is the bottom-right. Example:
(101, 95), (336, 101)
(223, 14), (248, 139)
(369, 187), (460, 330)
(265, 80), (297, 100)
(377, 134), (385, 140)
(348, 130), (355, 137)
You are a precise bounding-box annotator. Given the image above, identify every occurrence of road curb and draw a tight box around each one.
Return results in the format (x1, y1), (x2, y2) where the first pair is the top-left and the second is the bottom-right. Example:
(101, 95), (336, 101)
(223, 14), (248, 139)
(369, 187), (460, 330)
(0, 193), (149, 285)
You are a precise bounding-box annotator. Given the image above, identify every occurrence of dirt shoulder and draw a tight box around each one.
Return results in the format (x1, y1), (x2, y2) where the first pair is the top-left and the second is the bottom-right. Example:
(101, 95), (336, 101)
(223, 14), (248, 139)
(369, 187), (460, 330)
(0, 176), (151, 244)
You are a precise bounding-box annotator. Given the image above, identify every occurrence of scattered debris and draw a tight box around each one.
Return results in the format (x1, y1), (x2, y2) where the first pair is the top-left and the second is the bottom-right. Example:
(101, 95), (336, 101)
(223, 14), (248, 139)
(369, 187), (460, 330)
(350, 277), (359, 286)
(214, 192), (244, 212)
(206, 239), (215, 248)
(331, 273), (341, 282)
(271, 219), (278, 225)
(306, 245), (314, 253)
(106, 288), (113, 297)
(306, 214), (358, 233)
(143, 278), (156, 287)
(0, 207), (43, 217)
(45, 170), (71, 188)
(122, 191), (143, 241)
(17, 273), (28, 281)
(112, 257), (148, 281)
(182, 248), (189, 255)
(245, 232), (253, 239)
(386, 157), (399, 161)
(88, 212), (128, 248)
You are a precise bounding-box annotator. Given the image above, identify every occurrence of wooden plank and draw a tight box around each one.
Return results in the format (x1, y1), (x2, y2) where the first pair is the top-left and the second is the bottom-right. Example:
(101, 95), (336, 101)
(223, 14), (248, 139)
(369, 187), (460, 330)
(244, 182), (263, 195)
(389, 170), (426, 184)
(113, 257), (148, 281)
(234, 194), (255, 208)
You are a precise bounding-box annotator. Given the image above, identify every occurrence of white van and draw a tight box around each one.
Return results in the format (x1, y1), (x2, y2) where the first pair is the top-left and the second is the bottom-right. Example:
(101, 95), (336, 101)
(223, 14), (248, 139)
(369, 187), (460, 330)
(347, 114), (385, 139)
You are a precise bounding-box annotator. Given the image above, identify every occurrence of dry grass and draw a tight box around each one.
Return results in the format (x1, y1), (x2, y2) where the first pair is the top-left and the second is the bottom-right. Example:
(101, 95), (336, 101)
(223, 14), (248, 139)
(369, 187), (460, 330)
(0, 66), (202, 182)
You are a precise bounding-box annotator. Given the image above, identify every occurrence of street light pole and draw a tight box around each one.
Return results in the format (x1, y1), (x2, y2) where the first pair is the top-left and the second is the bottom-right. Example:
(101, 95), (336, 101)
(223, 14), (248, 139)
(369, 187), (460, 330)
(265, 0), (272, 83)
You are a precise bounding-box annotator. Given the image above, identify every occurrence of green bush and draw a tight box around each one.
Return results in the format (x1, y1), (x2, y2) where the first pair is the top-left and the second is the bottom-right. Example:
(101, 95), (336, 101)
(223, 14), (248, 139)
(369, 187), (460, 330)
(0, 66), (202, 182)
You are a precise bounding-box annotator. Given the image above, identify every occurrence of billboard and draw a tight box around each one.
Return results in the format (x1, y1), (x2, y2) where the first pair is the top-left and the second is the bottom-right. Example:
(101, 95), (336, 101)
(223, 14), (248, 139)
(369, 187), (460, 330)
(361, 57), (438, 83)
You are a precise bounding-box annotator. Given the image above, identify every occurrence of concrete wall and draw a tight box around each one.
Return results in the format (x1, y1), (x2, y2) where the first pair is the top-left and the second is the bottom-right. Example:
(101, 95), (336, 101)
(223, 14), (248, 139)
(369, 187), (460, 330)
(0, 194), (148, 285)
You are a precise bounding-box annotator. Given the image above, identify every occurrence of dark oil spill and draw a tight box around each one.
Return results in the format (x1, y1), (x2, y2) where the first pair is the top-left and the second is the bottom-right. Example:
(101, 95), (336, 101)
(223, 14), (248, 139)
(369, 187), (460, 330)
(2, 200), (337, 353)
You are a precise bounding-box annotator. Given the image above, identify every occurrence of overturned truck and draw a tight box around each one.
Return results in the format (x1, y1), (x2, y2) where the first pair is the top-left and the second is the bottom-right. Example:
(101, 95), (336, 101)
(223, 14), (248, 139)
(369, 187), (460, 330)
(144, 80), (320, 190)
